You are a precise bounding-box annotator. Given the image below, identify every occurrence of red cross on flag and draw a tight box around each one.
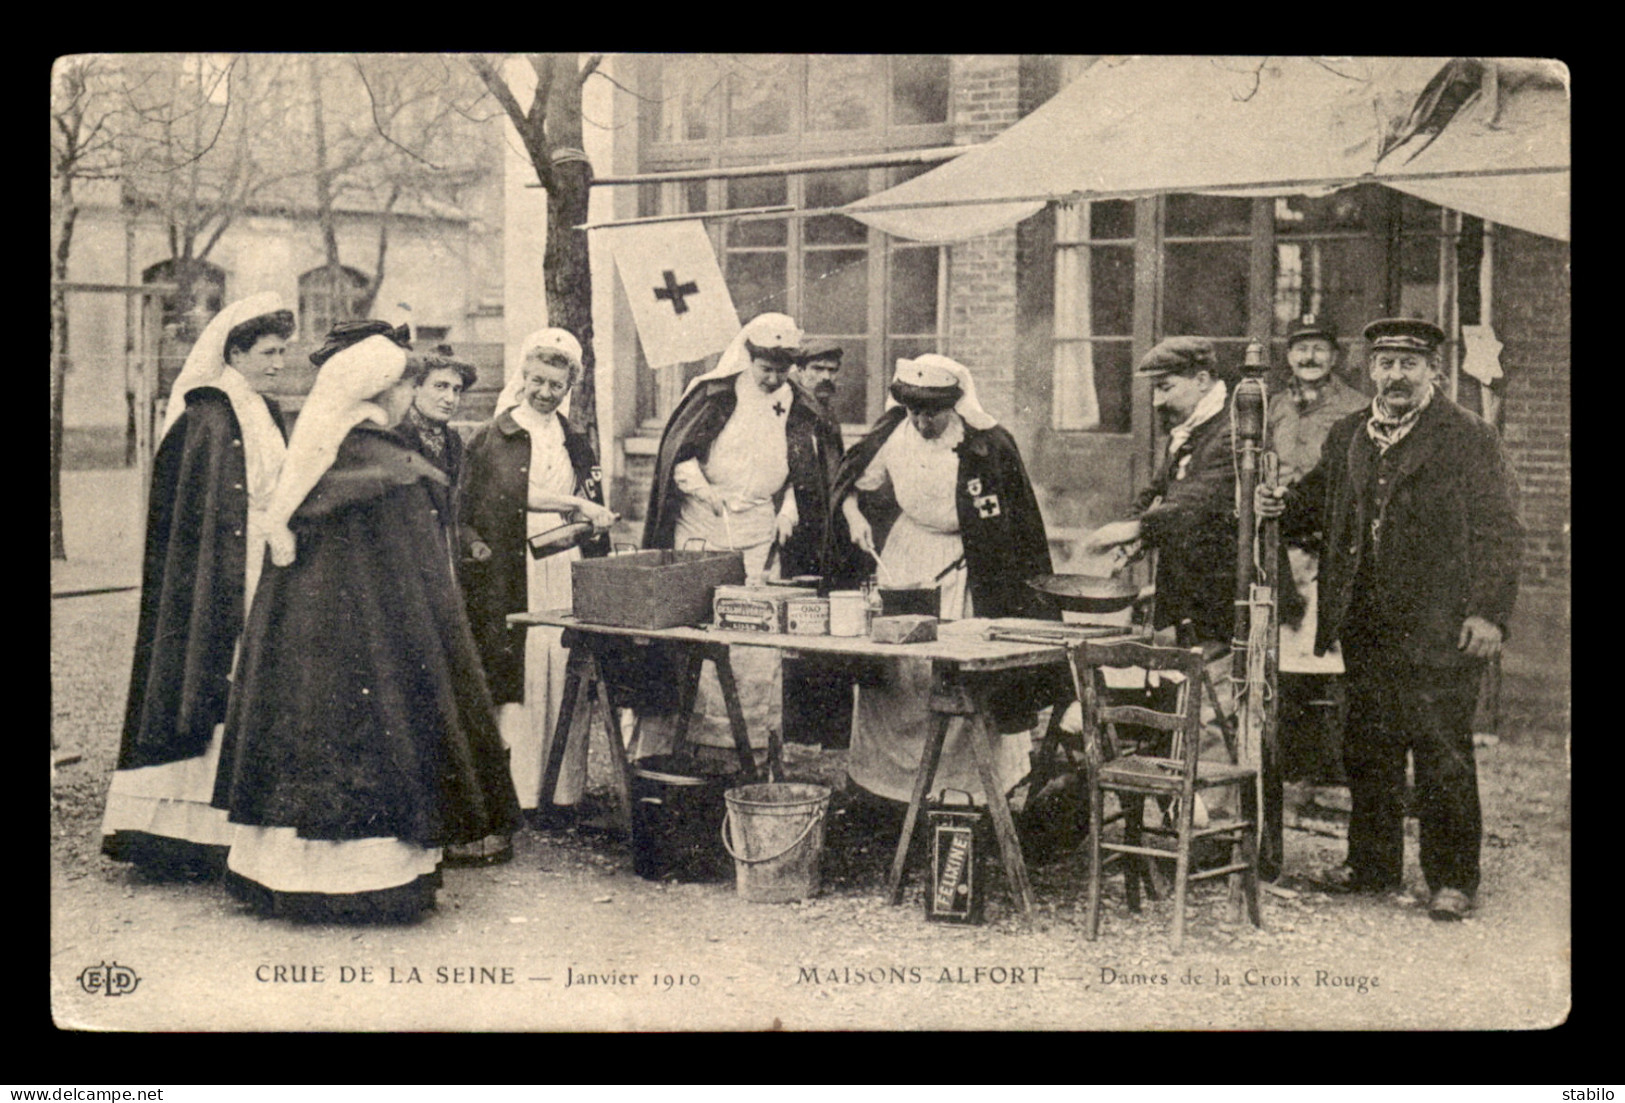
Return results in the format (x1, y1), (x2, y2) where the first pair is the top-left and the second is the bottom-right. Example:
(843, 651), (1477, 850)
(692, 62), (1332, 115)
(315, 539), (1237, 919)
(597, 218), (740, 369)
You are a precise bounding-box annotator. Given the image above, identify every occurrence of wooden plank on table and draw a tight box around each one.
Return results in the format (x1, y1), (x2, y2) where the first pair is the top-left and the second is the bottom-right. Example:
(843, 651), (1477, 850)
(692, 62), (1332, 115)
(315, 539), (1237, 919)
(511, 610), (1117, 672)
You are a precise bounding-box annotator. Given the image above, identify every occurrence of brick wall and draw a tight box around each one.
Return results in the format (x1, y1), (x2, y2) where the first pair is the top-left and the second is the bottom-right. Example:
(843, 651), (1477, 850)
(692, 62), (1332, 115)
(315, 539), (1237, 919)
(946, 56), (1025, 421)
(1493, 228), (1570, 599)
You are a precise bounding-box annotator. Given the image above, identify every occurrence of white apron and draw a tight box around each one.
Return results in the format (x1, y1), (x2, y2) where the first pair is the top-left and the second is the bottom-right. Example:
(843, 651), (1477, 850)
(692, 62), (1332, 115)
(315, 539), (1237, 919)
(846, 417), (1031, 803)
(502, 408), (588, 807)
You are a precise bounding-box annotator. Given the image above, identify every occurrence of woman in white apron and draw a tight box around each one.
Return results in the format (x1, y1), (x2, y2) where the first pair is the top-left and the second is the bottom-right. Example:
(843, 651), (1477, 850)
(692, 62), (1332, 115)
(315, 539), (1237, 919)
(459, 329), (616, 851)
(838, 356), (1036, 804)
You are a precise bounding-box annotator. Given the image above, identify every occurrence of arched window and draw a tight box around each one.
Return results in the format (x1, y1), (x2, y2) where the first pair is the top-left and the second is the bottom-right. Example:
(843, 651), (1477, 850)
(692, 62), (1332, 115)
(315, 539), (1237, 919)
(142, 258), (226, 344)
(298, 265), (371, 339)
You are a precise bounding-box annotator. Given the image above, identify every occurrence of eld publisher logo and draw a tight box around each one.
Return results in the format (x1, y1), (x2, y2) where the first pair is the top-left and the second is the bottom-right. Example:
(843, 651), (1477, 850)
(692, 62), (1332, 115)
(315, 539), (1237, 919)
(78, 961), (140, 997)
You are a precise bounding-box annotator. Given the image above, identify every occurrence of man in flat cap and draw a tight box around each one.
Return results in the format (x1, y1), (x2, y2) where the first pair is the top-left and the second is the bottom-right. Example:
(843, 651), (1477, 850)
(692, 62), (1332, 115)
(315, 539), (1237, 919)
(1270, 315), (1371, 786)
(1083, 336), (1244, 822)
(792, 338), (844, 419)
(1258, 318), (1522, 920)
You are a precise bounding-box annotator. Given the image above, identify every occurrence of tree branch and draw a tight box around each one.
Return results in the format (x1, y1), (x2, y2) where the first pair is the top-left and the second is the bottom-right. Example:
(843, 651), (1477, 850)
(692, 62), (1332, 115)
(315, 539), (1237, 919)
(586, 65), (666, 105)
(351, 54), (445, 169)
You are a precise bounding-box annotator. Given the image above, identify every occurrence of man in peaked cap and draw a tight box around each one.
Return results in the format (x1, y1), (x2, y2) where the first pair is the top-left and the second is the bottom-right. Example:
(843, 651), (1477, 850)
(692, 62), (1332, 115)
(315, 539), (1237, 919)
(1083, 335), (1244, 826)
(1270, 315), (1372, 787)
(1258, 317), (1522, 919)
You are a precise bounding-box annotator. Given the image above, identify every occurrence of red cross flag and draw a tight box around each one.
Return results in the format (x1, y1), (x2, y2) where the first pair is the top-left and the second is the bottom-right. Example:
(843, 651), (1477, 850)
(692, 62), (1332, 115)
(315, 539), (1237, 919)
(598, 218), (740, 368)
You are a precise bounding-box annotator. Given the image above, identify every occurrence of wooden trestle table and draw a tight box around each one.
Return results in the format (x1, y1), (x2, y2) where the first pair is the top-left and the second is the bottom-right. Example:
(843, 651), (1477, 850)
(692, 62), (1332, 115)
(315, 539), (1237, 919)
(507, 610), (1131, 915)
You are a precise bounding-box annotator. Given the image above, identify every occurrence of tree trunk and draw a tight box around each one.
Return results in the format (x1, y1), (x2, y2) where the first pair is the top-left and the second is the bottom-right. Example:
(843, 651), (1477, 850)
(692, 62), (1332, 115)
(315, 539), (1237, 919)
(50, 182), (77, 561)
(356, 186), (399, 320)
(307, 57), (345, 327)
(540, 54), (598, 461)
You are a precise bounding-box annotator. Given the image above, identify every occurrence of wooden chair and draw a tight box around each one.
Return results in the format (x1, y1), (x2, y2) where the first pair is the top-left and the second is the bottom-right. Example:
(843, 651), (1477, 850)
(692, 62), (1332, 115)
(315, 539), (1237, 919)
(1072, 639), (1262, 950)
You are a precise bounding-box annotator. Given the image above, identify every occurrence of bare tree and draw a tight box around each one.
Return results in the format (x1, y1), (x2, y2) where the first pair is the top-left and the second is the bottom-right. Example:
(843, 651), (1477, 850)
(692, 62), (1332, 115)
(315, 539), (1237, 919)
(301, 55), (494, 331)
(467, 52), (602, 458)
(50, 55), (122, 559)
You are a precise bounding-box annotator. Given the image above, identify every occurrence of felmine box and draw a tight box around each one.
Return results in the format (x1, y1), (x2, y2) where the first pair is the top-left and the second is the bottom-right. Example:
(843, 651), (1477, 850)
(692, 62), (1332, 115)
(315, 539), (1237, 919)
(712, 585), (818, 633)
(572, 549), (746, 630)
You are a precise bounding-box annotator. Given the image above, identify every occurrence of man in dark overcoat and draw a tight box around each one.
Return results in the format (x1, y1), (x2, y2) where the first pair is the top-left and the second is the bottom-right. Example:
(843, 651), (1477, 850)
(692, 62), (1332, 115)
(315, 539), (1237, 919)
(1259, 318), (1522, 920)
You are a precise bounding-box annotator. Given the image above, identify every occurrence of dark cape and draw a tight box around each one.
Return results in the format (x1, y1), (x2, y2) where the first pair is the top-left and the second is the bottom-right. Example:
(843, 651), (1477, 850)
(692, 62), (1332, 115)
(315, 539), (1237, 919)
(213, 423), (520, 847)
(826, 408), (1063, 729)
(115, 387), (285, 772)
(642, 374), (845, 557)
(825, 406), (1060, 621)
(458, 407), (610, 706)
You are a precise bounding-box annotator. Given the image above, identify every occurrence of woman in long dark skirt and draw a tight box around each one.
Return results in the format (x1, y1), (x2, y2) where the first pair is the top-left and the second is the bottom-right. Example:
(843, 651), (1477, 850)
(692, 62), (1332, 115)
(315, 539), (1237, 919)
(213, 323), (520, 923)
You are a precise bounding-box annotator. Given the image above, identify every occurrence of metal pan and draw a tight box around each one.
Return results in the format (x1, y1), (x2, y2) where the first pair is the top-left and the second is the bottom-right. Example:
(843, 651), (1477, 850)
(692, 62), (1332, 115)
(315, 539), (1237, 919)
(1025, 572), (1140, 614)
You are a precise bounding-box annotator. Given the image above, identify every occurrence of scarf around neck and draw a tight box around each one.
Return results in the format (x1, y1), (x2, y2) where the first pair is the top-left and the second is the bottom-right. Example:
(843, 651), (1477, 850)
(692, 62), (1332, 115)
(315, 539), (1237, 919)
(405, 403), (449, 464)
(1167, 378), (1228, 458)
(1366, 384), (1433, 454)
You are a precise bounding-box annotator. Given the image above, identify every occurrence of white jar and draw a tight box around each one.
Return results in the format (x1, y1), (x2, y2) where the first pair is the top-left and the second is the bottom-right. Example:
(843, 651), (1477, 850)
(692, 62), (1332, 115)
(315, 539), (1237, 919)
(827, 590), (868, 637)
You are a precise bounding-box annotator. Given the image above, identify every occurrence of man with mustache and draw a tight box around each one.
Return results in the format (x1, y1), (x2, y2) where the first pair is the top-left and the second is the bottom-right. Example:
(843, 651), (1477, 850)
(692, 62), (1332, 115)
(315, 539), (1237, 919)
(1257, 318), (1522, 920)
(781, 338), (859, 748)
(1083, 336), (1243, 822)
(1269, 316), (1370, 787)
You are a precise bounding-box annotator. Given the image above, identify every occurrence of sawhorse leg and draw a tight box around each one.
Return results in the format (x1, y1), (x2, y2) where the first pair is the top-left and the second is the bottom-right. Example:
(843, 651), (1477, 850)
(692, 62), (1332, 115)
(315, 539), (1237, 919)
(966, 688), (1035, 915)
(708, 643), (761, 780)
(539, 638), (635, 839)
(886, 665), (1035, 915)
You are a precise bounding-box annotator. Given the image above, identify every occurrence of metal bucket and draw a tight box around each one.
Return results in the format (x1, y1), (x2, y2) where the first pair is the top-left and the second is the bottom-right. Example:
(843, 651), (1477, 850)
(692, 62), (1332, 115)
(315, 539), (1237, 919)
(721, 782), (831, 903)
(630, 756), (734, 882)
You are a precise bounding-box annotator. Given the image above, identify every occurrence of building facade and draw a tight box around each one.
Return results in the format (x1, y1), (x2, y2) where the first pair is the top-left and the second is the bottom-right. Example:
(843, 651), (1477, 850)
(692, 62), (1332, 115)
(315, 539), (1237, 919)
(593, 54), (1568, 680)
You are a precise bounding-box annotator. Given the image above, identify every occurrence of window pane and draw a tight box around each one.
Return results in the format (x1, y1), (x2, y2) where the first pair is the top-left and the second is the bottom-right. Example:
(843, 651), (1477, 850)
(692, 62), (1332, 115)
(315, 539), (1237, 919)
(807, 55), (878, 132)
(1400, 193), (1446, 231)
(654, 55), (718, 142)
(1397, 234), (1443, 325)
(1090, 246), (1134, 336)
(892, 55), (950, 126)
(1273, 237), (1383, 340)
(1274, 186), (1375, 234)
(726, 57), (790, 137)
(685, 179), (709, 213)
(889, 247), (939, 334)
(1163, 242), (1249, 336)
(727, 176), (787, 246)
(1055, 340), (1132, 434)
(725, 251), (787, 319)
(1090, 199), (1135, 240)
(637, 183), (660, 218)
(805, 170), (869, 245)
(1165, 194), (1251, 237)
(803, 250), (868, 333)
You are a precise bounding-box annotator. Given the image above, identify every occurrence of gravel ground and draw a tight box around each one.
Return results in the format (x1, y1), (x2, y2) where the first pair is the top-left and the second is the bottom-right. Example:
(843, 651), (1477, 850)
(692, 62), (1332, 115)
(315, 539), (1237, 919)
(49, 472), (1572, 1033)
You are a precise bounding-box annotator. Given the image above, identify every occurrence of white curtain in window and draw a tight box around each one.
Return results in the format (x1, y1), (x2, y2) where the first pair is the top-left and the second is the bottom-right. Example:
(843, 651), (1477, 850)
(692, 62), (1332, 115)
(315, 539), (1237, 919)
(1052, 204), (1101, 431)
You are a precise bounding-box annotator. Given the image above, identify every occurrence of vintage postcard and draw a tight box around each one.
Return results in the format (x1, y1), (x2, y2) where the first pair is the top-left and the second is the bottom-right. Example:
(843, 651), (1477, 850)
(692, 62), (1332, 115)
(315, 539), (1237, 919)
(50, 53), (1570, 1032)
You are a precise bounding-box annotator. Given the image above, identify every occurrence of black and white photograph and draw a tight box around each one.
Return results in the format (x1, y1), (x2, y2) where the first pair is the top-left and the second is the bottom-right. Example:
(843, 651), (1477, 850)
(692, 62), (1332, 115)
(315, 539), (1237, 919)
(49, 53), (1570, 1032)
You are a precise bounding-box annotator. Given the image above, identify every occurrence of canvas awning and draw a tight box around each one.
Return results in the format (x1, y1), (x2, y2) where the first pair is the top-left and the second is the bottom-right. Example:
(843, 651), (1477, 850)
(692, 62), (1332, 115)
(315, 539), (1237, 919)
(844, 56), (1569, 242)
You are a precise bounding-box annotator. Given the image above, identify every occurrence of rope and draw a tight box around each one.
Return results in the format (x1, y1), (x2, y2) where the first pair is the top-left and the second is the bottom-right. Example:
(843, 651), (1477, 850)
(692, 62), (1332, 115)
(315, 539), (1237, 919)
(720, 803), (826, 864)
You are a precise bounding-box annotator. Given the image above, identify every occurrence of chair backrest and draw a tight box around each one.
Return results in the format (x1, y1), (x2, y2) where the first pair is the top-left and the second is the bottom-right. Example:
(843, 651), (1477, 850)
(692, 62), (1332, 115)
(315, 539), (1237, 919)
(1067, 639), (1206, 777)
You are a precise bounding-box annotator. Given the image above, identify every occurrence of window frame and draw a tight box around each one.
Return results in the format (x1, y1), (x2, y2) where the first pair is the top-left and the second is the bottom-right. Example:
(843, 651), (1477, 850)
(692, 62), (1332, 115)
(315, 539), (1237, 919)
(634, 54), (955, 433)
